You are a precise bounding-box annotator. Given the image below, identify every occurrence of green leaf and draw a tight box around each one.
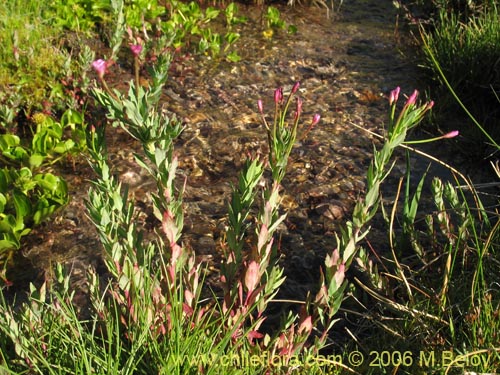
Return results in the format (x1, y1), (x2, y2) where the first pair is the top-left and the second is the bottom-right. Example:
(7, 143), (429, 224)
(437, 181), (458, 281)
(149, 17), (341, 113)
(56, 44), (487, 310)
(226, 51), (241, 62)
(0, 238), (18, 251)
(33, 201), (56, 225)
(29, 153), (46, 168)
(61, 109), (83, 129)
(0, 193), (6, 213)
(53, 139), (75, 154)
(0, 215), (16, 233)
(0, 134), (20, 150)
(0, 169), (11, 191)
(34, 173), (62, 192)
(13, 190), (31, 218)
(205, 6), (220, 20)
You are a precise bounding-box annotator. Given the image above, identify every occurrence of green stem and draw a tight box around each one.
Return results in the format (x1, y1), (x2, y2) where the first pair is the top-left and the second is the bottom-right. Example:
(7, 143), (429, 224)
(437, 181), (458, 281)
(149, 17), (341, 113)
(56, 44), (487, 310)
(134, 57), (140, 98)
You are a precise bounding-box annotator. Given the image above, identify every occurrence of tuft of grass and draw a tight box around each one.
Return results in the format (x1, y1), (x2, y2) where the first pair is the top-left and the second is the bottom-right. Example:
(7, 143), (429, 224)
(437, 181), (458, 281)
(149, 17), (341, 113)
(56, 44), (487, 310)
(418, 2), (500, 152)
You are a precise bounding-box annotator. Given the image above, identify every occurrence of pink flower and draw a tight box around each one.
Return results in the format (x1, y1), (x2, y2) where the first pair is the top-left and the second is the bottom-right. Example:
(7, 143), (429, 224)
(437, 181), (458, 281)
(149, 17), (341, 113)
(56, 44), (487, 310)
(274, 87), (283, 105)
(405, 89), (419, 106)
(130, 44), (143, 58)
(443, 130), (459, 139)
(92, 59), (107, 79)
(291, 81), (300, 94)
(257, 99), (264, 114)
(426, 100), (435, 110)
(389, 86), (400, 105)
(311, 114), (321, 126)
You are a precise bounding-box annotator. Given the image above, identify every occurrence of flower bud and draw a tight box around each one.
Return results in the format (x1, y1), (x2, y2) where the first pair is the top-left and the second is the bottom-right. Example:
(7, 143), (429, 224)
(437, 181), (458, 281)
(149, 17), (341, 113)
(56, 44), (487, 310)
(130, 44), (143, 58)
(294, 98), (303, 122)
(389, 86), (400, 105)
(274, 87), (283, 104)
(92, 59), (107, 79)
(443, 130), (459, 139)
(291, 81), (300, 94)
(311, 114), (321, 126)
(405, 89), (418, 106)
(257, 99), (264, 114)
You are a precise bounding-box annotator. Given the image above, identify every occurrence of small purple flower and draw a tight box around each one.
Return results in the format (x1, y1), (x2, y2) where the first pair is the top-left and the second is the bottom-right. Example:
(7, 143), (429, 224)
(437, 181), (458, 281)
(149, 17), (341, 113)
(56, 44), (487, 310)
(130, 44), (143, 58)
(389, 86), (400, 105)
(311, 114), (321, 126)
(291, 81), (300, 94)
(274, 87), (283, 105)
(405, 89), (419, 106)
(257, 99), (264, 114)
(443, 130), (459, 139)
(92, 59), (107, 79)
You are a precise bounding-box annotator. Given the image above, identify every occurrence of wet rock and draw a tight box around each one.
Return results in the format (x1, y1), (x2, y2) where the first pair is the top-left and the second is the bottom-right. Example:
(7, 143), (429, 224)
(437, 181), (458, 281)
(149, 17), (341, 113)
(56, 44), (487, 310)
(314, 201), (347, 221)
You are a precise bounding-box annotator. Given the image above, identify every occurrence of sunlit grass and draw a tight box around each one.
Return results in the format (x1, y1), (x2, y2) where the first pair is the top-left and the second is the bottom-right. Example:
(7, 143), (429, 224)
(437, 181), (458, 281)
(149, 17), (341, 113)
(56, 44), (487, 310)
(418, 1), (500, 151)
(0, 1), (75, 115)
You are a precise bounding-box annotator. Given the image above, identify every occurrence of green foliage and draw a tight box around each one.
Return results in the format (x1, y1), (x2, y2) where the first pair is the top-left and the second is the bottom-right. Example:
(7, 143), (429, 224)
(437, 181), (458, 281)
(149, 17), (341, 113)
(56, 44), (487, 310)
(0, 1), (63, 114)
(348, 102), (500, 373)
(124, 0), (165, 28)
(418, 2), (500, 148)
(0, 0), (103, 118)
(0, 110), (85, 268)
(158, 0), (244, 61)
(43, 0), (113, 32)
(0, 167), (68, 261)
(264, 6), (297, 35)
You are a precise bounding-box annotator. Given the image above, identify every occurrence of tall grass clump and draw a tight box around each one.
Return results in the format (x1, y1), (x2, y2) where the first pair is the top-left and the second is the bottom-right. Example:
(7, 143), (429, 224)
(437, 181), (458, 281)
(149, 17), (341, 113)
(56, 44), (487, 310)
(418, 1), (500, 150)
(344, 94), (500, 373)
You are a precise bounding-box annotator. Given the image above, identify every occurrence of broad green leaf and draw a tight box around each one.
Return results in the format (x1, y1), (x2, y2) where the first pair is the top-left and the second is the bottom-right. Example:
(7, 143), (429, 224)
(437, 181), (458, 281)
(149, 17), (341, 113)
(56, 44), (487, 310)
(0, 134), (20, 150)
(34, 173), (61, 191)
(29, 153), (46, 168)
(61, 109), (83, 128)
(53, 139), (75, 154)
(33, 204), (56, 225)
(0, 215), (17, 234)
(205, 7), (220, 20)
(226, 51), (241, 62)
(13, 191), (31, 218)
